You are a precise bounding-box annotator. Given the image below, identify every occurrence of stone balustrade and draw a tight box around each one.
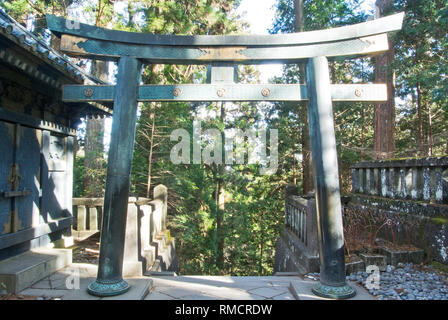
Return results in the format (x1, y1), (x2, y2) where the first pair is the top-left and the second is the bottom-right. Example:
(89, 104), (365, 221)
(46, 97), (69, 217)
(72, 197), (164, 240)
(274, 186), (319, 274)
(351, 156), (448, 204)
(71, 184), (170, 276)
(285, 195), (318, 255)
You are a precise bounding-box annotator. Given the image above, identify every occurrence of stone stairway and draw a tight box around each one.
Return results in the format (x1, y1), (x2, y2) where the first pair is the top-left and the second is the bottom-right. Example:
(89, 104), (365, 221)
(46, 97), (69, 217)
(0, 248), (72, 294)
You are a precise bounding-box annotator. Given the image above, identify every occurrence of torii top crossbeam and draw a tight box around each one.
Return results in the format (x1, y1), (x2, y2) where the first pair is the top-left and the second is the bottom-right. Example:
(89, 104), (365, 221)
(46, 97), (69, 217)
(47, 13), (403, 64)
(46, 12), (404, 299)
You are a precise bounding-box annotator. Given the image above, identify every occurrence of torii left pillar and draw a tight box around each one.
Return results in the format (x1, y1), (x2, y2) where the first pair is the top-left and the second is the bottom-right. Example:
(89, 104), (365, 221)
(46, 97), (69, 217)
(88, 56), (142, 296)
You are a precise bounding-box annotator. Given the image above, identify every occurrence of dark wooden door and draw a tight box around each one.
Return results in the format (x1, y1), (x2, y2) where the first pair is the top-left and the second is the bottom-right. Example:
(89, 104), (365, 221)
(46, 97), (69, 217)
(15, 125), (42, 230)
(0, 121), (41, 234)
(0, 121), (14, 235)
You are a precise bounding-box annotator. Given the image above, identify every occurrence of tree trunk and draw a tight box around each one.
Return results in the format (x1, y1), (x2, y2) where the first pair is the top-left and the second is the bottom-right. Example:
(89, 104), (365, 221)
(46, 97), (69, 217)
(427, 101), (433, 156)
(146, 103), (156, 197)
(360, 107), (365, 160)
(83, 60), (107, 197)
(294, 0), (314, 194)
(143, 65), (159, 196)
(373, 0), (396, 160)
(216, 102), (226, 270)
(216, 176), (225, 269)
(416, 82), (425, 155)
(259, 211), (264, 275)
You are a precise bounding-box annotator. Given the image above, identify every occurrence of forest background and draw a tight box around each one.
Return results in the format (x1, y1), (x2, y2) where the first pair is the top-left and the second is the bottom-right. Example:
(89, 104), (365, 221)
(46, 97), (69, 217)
(2, 0), (447, 276)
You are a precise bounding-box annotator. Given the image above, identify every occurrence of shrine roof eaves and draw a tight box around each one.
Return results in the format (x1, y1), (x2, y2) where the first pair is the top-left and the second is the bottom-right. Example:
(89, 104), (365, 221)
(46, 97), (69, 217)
(0, 8), (106, 85)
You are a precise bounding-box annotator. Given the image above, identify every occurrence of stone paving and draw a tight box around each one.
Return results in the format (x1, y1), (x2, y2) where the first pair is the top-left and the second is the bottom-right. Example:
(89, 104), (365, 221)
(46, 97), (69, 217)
(14, 263), (375, 300)
(145, 276), (296, 300)
(18, 263), (152, 300)
(145, 275), (375, 300)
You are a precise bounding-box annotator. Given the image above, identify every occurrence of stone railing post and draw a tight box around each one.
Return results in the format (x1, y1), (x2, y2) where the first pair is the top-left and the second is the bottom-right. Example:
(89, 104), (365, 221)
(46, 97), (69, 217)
(150, 199), (163, 239)
(75, 205), (86, 231)
(380, 168), (388, 197)
(411, 167), (422, 200)
(442, 168), (448, 203)
(154, 184), (168, 231)
(365, 168), (371, 195)
(122, 199), (142, 277)
(387, 168), (395, 198)
(306, 198), (319, 257)
(88, 207), (99, 231)
(360, 168), (365, 194)
(399, 167), (406, 198)
(404, 168), (413, 199)
(351, 169), (359, 193)
(373, 168), (380, 196)
(423, 167), (431, 201)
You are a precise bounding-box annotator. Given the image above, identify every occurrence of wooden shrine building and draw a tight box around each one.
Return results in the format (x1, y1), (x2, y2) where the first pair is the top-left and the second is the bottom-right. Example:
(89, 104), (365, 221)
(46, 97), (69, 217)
(0, 9), (109, 261)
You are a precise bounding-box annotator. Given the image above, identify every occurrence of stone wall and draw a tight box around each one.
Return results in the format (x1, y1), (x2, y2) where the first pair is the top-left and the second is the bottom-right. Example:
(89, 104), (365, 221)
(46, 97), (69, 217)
(348, 194), (448, 265)
(350, 156), (448, 265)
(274, 157), (448, 276)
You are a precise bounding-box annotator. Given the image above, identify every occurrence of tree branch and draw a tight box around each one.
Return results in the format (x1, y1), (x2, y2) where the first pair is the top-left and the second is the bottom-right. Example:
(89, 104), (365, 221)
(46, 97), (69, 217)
(25, 0), (46, 16)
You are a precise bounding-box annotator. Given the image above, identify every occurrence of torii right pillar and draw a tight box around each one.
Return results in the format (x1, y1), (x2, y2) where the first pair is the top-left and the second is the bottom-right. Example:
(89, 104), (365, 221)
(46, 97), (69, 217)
(306, 56), (356, 299)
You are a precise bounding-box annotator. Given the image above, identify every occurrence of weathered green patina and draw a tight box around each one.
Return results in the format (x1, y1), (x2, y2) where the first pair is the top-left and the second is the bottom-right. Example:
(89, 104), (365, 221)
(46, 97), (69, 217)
(63, 84), (387, 102)
(45, 13), (404, 64)
(46, 12), (404, 298)
(86, 56), (142, 297)
(47, 13), (403, 47)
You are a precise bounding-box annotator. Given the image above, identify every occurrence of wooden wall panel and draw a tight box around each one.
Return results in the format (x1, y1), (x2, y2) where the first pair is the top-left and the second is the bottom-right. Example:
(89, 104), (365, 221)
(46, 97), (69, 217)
(15, 126), (41, 230)
(0, 121), (14, 235)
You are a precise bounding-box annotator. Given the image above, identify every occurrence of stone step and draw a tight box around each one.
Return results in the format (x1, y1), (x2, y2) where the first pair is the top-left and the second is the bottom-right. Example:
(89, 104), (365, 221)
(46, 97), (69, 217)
(0, 248), (72, 294)
(273, 272), (301, 276)
(146, 270), (177, 276)
(71, 230), (99, 242)
(146, 231), (178, 274)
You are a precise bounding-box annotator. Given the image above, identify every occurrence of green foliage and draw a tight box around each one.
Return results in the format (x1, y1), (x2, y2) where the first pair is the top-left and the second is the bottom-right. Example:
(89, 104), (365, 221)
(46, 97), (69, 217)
(73, 154), (85, 198)
(73, 144), (107, 198)
(269, 0), (373, 193)
(393, 0), (448, 156)
(126, 0), (286, 275)
(269, 0), (448, 192)
(270, 0), (367, 34)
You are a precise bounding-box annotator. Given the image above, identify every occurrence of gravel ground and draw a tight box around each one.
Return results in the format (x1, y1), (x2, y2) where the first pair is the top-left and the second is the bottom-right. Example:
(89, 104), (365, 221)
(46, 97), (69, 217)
(72, 233), (100, 264)
(306, 263), (448, 300)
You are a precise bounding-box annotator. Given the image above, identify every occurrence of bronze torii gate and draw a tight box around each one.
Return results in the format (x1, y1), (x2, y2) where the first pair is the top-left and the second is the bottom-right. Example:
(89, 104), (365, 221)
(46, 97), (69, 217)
(47, 12), (404, 299)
